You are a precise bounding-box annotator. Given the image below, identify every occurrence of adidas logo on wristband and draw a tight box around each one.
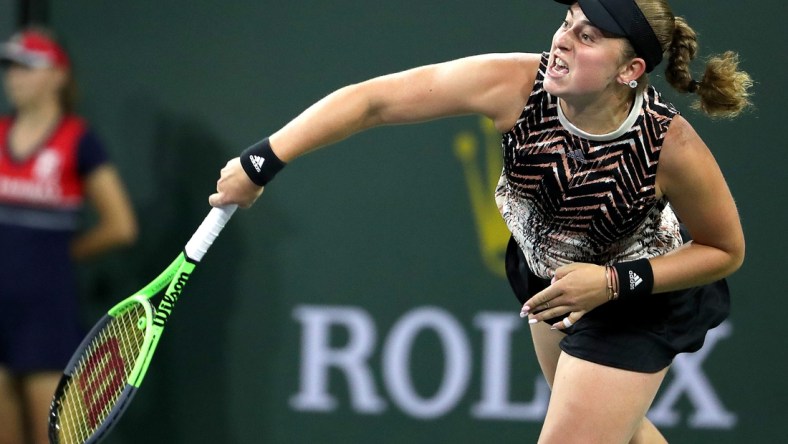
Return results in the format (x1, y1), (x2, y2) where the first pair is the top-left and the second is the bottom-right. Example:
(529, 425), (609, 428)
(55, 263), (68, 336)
(250, 155), (265, 172)
(629, 271), (643, 290)
(240, 138), (285, 186)
(613, 259), (652, 298)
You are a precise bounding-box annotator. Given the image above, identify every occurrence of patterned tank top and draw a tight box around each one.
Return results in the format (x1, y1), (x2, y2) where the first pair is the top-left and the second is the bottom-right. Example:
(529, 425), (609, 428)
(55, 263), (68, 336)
(495, 53), (683, 279)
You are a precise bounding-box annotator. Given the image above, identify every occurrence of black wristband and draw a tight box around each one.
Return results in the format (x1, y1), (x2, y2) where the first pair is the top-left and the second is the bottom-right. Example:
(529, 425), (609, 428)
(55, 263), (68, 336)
(239, 138), (286, 186)
(613, 258), (654, 299)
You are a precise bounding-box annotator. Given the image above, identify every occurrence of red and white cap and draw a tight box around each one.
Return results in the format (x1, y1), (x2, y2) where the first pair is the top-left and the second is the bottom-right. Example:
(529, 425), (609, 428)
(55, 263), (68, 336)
(1, 30), (70, 69)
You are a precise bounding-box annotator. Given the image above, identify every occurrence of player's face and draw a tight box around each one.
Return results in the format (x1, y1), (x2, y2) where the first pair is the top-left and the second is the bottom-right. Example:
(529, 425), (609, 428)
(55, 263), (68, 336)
(2, 63), (64, 109)
(543, 5), (629, 100)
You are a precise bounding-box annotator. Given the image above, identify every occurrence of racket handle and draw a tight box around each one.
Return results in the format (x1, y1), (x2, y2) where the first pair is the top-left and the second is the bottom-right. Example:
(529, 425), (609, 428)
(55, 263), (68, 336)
(184, 205), (238, 261)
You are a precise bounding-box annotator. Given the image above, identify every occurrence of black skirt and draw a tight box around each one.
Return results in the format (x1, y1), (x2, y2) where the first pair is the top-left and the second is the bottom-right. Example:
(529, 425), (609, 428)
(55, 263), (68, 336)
(505, 236), (730, 373)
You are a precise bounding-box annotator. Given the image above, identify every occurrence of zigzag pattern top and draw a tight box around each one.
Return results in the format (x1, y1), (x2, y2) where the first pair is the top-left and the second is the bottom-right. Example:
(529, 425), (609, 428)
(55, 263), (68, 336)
(495, 53), (683, 278)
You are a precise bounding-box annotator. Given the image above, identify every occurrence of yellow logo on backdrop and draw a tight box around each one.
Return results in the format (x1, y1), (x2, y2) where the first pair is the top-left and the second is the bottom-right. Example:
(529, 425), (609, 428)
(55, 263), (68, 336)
(453, 117), (510, 278)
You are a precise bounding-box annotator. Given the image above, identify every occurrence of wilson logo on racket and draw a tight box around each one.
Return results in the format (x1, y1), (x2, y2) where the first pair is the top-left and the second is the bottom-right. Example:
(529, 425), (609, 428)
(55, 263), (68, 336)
(78, 337), (126, 429)
(152, 271), (190, 327)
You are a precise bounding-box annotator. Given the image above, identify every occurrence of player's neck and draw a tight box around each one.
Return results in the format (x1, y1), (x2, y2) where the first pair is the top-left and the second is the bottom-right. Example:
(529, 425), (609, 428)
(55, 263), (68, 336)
(558, 90), (634, 136)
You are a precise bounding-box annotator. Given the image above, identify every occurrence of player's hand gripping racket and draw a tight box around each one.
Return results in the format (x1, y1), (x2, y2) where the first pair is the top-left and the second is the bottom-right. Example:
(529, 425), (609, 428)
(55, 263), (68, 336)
(48, 204), (237, 444)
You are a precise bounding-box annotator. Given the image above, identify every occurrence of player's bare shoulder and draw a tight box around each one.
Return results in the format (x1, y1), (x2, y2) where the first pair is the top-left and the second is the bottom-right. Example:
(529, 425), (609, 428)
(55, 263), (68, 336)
(474, 52), (541, 132)
(660, 115), (711, 169)
(657, 114), (717, 199)
(501, 52), (542, 99)
(470, 52), (541, 85)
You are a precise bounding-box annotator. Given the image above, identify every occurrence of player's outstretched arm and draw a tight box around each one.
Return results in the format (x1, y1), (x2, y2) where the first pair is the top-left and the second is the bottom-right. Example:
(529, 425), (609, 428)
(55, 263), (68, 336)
(209, 53), (542, 208)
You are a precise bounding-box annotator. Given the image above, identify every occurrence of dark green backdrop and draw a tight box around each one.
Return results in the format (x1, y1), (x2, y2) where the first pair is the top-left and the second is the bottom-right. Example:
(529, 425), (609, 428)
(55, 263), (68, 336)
(12, 1), (785, 442)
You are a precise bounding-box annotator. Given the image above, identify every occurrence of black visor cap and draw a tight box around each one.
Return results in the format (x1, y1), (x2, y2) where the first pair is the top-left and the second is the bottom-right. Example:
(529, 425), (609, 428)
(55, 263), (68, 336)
(553, 0), (663, 72)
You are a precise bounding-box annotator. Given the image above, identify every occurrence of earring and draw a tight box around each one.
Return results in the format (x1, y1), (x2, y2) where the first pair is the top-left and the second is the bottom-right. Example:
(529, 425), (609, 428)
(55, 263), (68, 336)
(627, 79), (638, 89)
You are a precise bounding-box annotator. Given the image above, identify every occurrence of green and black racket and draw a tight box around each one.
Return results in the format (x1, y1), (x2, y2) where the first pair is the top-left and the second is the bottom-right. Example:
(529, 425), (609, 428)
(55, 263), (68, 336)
(48, 204), (237, 444)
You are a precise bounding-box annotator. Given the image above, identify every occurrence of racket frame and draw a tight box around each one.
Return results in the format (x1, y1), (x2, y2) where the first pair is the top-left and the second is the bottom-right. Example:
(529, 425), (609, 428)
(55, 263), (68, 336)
(48, 205), (236, 444)
(49, 295), (150, 444)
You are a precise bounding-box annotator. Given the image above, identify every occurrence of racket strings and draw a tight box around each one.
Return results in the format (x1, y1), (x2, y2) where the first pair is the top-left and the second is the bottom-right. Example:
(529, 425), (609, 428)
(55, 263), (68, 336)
(53, 304), (148, 444)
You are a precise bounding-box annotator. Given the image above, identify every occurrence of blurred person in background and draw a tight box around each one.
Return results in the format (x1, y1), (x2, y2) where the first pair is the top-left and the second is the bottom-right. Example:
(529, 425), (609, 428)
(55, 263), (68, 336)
(0, 26), (137, 444)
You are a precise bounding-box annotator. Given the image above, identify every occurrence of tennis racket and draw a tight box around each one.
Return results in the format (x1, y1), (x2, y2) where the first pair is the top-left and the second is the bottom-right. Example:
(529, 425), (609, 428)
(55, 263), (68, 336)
(48, 204), (237, 444)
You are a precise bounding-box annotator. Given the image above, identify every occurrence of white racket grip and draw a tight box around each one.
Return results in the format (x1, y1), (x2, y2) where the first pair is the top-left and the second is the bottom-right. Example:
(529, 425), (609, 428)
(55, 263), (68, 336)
(184, 205), (238, 262)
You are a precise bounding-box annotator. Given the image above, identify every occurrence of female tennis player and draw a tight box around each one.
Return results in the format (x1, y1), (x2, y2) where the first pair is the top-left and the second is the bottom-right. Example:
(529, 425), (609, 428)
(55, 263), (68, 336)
(210, 1), (751, 442)
(0, 27), (137, 444)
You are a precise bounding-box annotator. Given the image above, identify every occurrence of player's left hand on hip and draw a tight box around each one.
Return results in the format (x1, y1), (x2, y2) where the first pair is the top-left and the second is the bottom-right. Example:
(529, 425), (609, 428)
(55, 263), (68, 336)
(520, 262), (608, 329)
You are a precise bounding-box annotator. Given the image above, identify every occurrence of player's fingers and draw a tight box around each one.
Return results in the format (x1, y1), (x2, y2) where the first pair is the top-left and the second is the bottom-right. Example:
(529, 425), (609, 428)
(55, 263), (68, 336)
(524, 294), (572, 323)
(520, 284), (562, 317)
(208, 192), (226, 207)
(525, 305), (571, 325)
(551, 311), (584, 331)
(527, 295), (566, 316)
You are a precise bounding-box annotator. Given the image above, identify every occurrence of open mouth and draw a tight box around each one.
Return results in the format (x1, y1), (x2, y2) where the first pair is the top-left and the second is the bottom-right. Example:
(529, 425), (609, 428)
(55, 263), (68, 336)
(551, 56), (570, 75)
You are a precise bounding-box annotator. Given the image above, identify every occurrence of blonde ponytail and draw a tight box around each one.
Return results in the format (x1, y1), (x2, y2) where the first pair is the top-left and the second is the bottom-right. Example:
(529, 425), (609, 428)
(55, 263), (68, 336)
(635, 1), (753, 118)
(664, 17), (753, 118)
